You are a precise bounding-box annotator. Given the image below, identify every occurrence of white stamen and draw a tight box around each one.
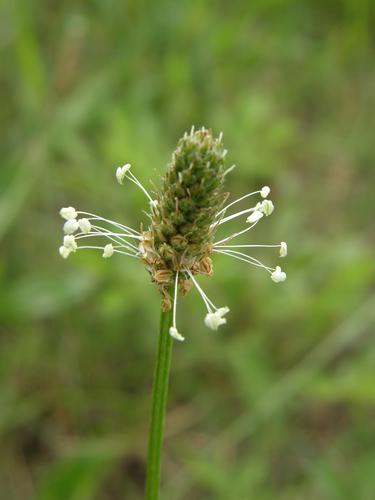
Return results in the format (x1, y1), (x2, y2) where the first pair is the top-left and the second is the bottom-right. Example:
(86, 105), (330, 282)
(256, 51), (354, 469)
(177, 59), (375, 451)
(186, 270), (216, 313)
(169, 271), (185, 342)
(60, 207), (77, 220)
(169, 327), (185, 342)
(123, 169), (154, 203)
(89, 224), (139, 250)
(215, 244), (282, 250)
(214, 249), (273, 273)
(215, 206), (258, 226)
(116, 164), (131, 184)
(76, 245), (137, 258)
(261, 186), (271, 198)
(77, 211), (141, 236)
(246, 210), (264, 224)
(78, 218), (92, 234)
(75, 233), (137, 255)
(63, 235), (77, 251)
(260, 199), (274, 216)
(214, 219), (261, 246)
(204, 307), (230, 331)
(103, 244), (114, 258)
(216, 190), (262, 217)
(59, 246), (71, 259)
(271, 266), (287, 283)
(223, 164), (236, 177)
(63, 219), (79, 234)
(280, 241), (288, 258)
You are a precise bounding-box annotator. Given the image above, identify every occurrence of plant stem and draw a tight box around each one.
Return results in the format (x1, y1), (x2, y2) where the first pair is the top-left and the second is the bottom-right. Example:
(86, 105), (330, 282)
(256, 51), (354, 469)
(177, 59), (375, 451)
(145, 302), (173, 500)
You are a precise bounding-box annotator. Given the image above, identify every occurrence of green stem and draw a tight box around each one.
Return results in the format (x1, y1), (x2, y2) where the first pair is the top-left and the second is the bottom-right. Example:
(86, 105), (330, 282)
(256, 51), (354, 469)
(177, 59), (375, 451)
(145, 302), (173, 500)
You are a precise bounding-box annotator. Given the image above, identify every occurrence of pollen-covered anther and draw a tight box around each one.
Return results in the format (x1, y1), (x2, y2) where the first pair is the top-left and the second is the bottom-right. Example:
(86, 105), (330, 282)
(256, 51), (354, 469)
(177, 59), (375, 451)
(103, 244), (114, 258)
(116, 163), (131, 184)
(78, 218), (91, 234)
(271, 266), (287, 283)
(59, 246), (71, 259)
(260, 199), (274, 216)
(63, 218), (79, 234)
(63, 235), (77, 252)
(60, 206), (77, 220)
(280, 242), (288, 258)
(261, 186), (271, 198)
(204, 306), (230, 331)
(169, 326), (185, 342)
(246, 210), (264, 224)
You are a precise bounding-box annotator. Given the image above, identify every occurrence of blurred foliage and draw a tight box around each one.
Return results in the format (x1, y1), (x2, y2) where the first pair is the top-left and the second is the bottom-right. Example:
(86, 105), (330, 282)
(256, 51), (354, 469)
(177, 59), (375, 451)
(0, 0), (375, 499)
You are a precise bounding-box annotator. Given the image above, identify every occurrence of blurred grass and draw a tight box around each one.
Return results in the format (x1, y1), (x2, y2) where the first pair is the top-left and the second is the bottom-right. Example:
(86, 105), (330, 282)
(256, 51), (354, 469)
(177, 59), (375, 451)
(1, 0), (375, 499)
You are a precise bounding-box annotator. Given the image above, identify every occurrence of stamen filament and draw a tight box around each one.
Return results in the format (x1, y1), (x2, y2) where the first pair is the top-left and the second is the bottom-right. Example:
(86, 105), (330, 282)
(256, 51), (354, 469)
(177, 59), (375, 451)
(90, 225), (139, 249)
(216, 190), (261, 217)
(172, 271), (179, 329)
(214, 220), (260, 246)
(75, 233), (138, 255)
(214, 206), (256, 226)
(185, 270), (216, 313)
(214, 244), (281, 249)
(214, 249), (273, 273)
(125, 171), (154, 203)
(76, 246), (138, 258)
(77, 211), (140, 235)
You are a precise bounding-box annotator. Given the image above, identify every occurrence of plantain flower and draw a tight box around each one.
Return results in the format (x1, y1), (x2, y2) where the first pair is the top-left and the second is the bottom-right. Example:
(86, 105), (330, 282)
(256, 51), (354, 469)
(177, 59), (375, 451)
(58, 127), (287, 341)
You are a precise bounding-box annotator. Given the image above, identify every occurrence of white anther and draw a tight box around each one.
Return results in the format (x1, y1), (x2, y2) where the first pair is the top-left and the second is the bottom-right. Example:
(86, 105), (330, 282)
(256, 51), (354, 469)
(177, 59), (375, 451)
(78, 218), (92, 234)
(169, 326), (185, 342)
(204, 307), (229, 331)
(116, 163), (131, 184)
(63, 219), (79, 234)
(246, 210), (264, 224)
(103, 243), (114, 258)
(59, 246), (71, 259)
(271, 266), (287, 283)
(60, 207), (77, 220)
(63, 235), (77, 251)
(260, 199), (274, 216)
(280, 242), (287, 258)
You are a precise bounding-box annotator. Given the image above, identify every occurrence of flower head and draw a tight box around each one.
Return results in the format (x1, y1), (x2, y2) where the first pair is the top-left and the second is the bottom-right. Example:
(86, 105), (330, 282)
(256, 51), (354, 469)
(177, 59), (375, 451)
(58, 127), (287, 340)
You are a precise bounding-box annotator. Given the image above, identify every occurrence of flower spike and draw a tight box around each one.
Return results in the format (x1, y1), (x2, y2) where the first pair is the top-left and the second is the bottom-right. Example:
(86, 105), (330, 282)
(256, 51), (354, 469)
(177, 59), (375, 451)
(58, 127), (287, 339)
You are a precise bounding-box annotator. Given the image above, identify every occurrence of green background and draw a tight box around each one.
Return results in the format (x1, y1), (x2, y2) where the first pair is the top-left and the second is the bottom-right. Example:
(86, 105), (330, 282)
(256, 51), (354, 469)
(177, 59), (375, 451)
(1, 1), (374, 498)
